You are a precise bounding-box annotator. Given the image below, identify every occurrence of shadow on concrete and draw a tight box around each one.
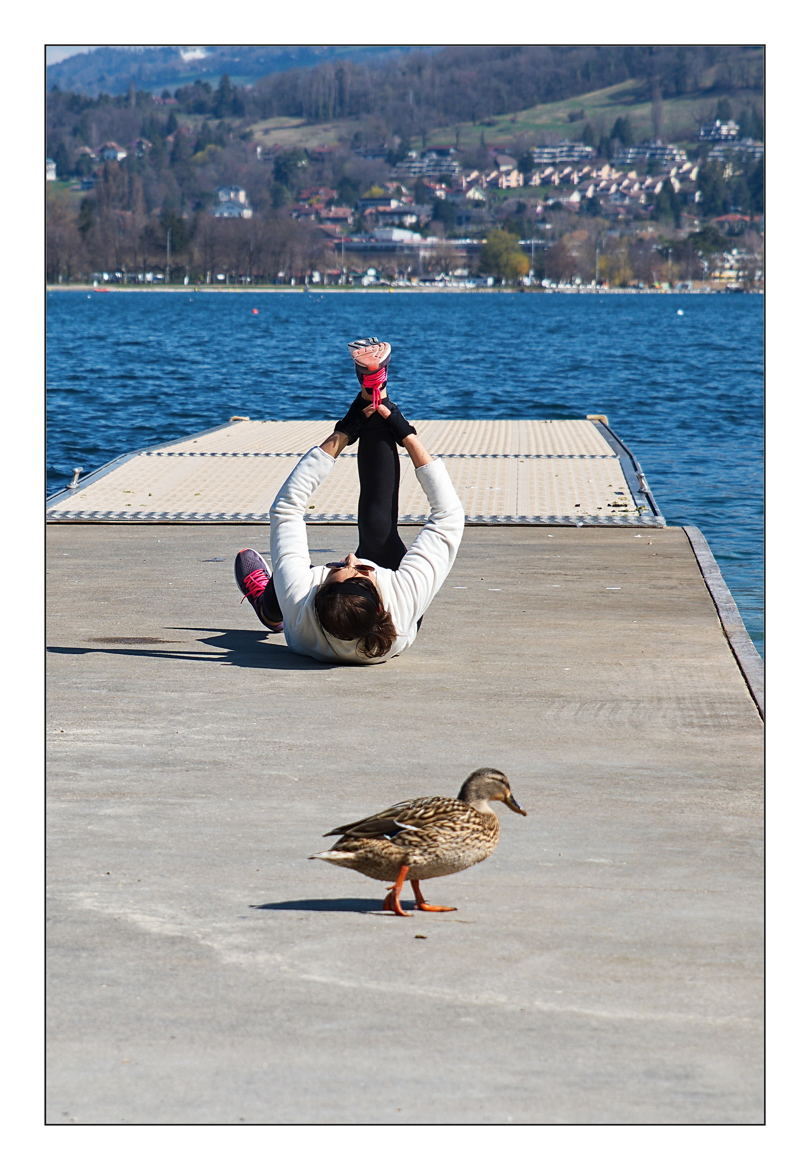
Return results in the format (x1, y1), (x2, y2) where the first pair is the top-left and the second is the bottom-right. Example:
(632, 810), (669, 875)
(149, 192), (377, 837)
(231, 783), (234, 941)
(251, 897), (385, 914)
(46, 627), (337, 670)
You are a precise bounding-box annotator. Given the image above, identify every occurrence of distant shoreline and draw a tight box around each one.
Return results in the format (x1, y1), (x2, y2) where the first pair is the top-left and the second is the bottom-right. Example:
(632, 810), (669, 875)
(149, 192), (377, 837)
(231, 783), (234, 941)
(46, 283), (759, 295)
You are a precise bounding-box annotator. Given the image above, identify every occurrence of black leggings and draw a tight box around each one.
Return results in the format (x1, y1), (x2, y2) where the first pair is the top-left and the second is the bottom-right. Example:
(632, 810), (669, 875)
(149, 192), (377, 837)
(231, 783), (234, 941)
(355, 411), (407, 570)
(262, 413), (405, 623)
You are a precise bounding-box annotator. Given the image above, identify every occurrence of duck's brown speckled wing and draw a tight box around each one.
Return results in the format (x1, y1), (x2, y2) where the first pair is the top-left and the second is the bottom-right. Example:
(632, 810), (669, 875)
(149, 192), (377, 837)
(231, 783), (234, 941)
(325, 796), (466, 842)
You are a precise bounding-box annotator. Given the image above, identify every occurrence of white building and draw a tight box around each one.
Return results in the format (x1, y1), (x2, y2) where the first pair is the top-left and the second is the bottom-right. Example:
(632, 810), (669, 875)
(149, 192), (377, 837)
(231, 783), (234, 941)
(212, 186), (253, 218)
(98, 141), (128, 162)
(699, 119), (739, 141)
(531, 142), (596, 165)
(612, 141), (688, 167)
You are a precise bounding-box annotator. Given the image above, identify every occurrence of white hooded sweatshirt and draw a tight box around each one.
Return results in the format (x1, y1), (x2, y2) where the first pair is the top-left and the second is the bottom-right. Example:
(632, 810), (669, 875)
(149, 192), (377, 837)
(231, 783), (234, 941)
(269, 445), (464, 664)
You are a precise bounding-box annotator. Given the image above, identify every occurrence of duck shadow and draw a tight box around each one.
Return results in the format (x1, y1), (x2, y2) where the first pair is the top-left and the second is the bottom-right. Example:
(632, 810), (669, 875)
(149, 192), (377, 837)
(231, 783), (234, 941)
(252, 897), (384, 914)
(46, 627), (338, 671)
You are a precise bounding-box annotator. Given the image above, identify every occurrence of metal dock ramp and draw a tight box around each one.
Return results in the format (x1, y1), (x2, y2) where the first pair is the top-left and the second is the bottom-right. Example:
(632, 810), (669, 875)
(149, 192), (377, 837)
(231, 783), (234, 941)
(46, 416), (664, 526)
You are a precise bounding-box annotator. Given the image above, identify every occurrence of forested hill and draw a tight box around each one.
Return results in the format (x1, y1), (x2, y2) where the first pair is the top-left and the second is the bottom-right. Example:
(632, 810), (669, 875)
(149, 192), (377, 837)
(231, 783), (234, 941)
(45, 45), (433, 97)
(247, 45), (763, 135)
(48, 46), (763, 140)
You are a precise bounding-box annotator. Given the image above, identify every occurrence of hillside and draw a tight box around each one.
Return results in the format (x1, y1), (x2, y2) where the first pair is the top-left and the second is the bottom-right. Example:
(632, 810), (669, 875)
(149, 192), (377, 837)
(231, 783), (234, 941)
(246, 75), (763, 155)
(242, 45), (763, 143)
(45, 44), (431, 97)
(45, 43), (764, 291)
(423, 78), (765, 152)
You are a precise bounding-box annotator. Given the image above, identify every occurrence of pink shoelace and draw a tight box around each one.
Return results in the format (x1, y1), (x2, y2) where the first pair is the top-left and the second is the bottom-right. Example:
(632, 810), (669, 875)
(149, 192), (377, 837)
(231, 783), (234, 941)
(361, 365), (388, 409)
(241, 567), (269, 602)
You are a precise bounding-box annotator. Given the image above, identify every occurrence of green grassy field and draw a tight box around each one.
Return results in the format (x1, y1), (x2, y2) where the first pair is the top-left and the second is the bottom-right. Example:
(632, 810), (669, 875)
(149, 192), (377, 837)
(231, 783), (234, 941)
(248, 114), (368, 149)
(245, 76), (762, 154)
(425, 80), (763, 151)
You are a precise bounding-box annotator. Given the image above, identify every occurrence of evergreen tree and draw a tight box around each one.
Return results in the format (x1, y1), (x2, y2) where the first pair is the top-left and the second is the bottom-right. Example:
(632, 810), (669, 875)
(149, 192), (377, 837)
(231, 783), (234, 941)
(746, 156), (764, 215)
(52, 142), (72, 179)
(654, 178), (681, 227)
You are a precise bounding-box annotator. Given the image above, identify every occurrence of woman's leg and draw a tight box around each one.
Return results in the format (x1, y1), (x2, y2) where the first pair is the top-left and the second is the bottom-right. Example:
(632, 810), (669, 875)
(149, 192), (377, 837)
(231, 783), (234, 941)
(355, 411), (407, 570)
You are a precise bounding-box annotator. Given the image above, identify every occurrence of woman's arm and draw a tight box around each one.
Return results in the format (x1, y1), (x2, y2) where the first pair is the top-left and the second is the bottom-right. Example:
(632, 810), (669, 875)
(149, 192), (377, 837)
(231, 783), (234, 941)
(319, 430), (351, 459)
(402, 432), (432, 468)
(270, 441), (342, 610)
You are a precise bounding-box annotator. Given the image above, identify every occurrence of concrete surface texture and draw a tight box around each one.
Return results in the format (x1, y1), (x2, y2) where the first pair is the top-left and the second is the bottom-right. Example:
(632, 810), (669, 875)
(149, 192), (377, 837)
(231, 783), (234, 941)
(46, 522), (763, 1124)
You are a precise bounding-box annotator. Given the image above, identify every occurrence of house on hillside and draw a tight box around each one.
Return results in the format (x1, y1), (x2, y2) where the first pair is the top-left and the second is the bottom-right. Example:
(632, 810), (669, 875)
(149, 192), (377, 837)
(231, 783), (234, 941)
(356, 196), (401, 214)
(98, 141), (127, 162)
(707, 139), (764, 162)
(373, 206), (421, 229)
(699, 119), (739, 142)
(216, 186), (249, 205)
(532, 141), (595, 165)
(371, 227), (423, 243)
(458, 184), (487, 202)
(612, 140), (688, 168)
(213, 201), (253, 219)
(290, 204), (319, 222)
(212, 186), (253, 219)
(319, 206), (353, 226)
(394, 149), (462, 181)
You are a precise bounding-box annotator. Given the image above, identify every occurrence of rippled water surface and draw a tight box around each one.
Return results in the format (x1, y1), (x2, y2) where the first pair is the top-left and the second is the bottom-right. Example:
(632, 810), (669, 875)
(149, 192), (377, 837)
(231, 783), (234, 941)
(46, 289), (763, 653)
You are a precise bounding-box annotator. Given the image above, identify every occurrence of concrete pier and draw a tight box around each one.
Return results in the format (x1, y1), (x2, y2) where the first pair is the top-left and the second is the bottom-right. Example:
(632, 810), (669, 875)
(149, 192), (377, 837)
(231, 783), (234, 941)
(45, 422), (763, 1124)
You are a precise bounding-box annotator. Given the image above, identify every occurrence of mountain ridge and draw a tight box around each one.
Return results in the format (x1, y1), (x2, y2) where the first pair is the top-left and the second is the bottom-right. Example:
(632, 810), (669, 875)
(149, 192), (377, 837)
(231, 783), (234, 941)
(46, 45), (434, 96)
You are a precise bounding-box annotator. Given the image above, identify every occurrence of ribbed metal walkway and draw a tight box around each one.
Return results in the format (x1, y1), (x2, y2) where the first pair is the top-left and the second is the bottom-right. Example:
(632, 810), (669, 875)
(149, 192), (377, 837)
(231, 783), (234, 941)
(46, 416), (664, 526)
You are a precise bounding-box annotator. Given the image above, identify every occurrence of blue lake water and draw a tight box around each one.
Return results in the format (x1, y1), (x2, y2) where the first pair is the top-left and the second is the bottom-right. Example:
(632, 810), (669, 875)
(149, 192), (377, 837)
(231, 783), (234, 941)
(46, 288), (764, 655)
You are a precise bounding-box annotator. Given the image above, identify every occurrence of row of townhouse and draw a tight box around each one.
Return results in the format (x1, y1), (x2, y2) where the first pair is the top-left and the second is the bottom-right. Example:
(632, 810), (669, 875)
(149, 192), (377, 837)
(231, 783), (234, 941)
(611, 140), (689, 167)
(529, 159), (699, 188)
(396, 142), (694, 194)
(549, 166), (703, 214)
(707, 138), (764, 163)
(531, 141), (596, 165)
(394, 148), (463, 180)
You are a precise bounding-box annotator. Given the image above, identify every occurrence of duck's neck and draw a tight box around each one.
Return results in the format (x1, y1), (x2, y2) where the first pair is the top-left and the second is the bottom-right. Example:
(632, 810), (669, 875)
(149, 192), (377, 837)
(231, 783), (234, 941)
(467, 798), (495, 815)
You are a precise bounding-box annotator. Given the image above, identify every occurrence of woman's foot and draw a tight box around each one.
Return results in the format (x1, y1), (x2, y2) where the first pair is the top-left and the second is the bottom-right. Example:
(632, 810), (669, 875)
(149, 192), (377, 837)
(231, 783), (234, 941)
(234, 549), (284, 632)
(347, 337), (391, 406)
(347, 337), (391, 374)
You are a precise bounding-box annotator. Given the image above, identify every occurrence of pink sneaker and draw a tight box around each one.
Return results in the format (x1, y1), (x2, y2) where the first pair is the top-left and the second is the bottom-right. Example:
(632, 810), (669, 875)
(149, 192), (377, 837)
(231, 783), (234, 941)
(347, 337), (392, 408)
(234, 548), (284, 633)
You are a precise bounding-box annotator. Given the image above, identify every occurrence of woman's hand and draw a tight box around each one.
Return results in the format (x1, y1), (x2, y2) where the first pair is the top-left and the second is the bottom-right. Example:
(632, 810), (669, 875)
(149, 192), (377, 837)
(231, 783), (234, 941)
(369, 401), (430, 467)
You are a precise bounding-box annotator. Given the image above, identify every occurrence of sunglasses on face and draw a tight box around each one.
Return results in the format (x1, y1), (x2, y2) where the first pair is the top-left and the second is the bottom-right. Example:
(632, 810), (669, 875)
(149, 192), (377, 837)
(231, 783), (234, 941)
(325, 561), (376, 573)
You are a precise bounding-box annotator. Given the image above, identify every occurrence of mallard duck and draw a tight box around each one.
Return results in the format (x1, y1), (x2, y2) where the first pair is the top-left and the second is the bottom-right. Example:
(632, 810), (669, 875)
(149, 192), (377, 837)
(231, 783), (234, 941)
(309, 768), (526, 916)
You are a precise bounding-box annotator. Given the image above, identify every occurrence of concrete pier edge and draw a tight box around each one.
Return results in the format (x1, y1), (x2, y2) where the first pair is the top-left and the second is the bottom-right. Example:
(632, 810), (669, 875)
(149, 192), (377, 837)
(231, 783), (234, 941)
(683, 525), (763, 717)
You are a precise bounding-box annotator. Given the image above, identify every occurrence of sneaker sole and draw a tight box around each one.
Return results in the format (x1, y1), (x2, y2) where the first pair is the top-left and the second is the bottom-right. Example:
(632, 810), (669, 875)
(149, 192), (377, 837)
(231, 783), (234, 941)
(348, 339), (391, 372)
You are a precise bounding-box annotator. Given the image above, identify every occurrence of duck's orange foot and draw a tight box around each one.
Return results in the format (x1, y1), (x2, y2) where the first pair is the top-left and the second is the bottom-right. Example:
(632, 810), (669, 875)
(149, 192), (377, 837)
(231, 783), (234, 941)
(382, 866), (412, 916)
(381, 889), (412, 916)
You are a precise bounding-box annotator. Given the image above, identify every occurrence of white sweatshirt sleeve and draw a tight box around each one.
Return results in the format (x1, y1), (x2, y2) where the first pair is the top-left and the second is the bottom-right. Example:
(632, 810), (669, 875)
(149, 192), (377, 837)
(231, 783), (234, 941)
(269, 445), (335, 611)
(381, 458), (465, 632)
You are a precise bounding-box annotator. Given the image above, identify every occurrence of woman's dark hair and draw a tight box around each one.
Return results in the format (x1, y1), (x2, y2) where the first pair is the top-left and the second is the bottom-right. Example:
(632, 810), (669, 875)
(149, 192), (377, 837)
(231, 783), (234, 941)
(314, 579), (398, 659)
